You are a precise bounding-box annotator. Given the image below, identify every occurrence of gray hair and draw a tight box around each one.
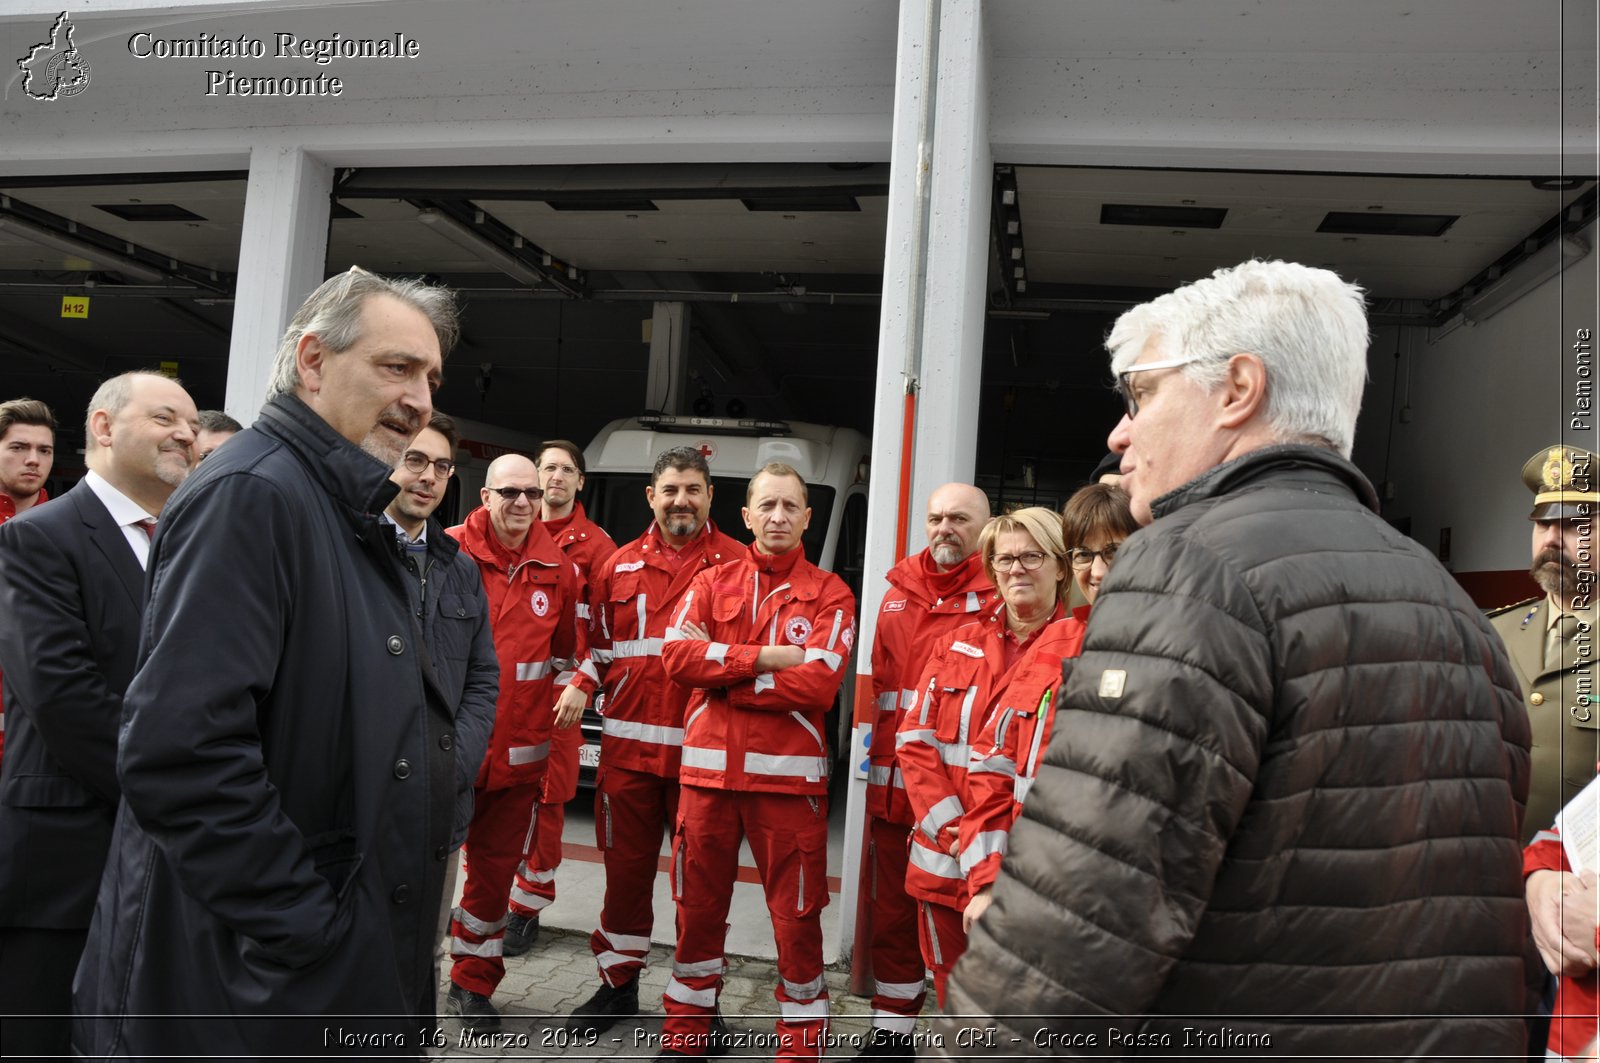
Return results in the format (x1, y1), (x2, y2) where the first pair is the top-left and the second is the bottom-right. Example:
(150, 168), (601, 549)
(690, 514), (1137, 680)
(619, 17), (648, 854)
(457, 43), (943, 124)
(1106, 259), (1369, 457)
(265, 266), (460, 400)
(84, 370), (182, 453)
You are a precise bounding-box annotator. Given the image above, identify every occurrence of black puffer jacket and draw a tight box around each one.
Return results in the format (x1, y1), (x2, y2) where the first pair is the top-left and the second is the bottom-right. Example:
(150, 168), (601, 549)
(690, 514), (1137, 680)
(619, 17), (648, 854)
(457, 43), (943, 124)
(941, 445), (1531, 1058)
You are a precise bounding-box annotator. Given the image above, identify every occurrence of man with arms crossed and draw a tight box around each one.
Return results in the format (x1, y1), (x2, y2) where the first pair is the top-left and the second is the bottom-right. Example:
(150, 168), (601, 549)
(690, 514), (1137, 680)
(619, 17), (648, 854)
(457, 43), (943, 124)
(660, 462), (856, 1062)
(504, 438), (618, 954)
(563, 445), (742, 1035)
(0, 374), (195, 1058)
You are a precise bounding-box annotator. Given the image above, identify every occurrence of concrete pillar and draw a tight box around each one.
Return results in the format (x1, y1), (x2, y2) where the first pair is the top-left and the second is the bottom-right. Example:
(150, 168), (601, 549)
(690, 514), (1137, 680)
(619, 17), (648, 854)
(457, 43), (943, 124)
(912, 0), (989, 511)
(840, 0), (990, 971)
(223, 145), (333, 424)
(645, 301), (692, 415)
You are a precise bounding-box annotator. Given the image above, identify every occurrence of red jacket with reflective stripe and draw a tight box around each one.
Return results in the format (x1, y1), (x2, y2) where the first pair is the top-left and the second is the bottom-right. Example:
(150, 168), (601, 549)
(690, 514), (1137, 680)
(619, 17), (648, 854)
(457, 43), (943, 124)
(897, 602), (1064, 908)
(589, 520), (743, 777)
(868, 550), (996, 825)
(546, 502), (618, 630)
(661, 545), (857, 796)
(960, 610), (1088, 894)
(448, 506), (594, 790)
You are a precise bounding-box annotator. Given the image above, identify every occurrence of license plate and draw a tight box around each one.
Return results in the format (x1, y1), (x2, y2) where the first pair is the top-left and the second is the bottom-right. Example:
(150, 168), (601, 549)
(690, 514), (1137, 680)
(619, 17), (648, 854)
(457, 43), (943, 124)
(579, 743), (601, 769)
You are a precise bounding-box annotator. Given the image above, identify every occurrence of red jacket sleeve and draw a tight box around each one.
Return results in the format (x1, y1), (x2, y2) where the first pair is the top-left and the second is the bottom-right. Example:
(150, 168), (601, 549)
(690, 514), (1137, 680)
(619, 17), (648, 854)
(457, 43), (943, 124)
(962, 701), (1021, 893)
(896, 646), (966, 844)
(660, 571), (761, 688)
(726, 579), (857, 714)
(554, 560), (597, 696)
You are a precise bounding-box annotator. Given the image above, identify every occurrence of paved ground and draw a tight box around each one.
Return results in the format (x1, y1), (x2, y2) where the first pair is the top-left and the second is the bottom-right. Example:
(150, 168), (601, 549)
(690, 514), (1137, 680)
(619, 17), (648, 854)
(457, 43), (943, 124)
(431, 923), (922, 1061)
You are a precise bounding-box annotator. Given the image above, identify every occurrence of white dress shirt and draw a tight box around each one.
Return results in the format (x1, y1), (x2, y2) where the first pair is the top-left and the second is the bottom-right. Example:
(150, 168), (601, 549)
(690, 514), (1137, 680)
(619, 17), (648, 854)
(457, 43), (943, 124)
(82, 469), (160, 571)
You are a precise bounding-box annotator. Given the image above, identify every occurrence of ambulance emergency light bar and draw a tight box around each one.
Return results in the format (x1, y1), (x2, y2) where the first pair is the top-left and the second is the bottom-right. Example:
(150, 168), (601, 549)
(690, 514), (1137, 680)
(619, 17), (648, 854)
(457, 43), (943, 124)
(636, 414), (792, 437)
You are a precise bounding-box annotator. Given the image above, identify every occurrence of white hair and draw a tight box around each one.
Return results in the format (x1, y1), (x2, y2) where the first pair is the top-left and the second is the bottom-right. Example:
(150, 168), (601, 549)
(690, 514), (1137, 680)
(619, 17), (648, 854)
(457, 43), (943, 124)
(1106, 259), (1369, 457)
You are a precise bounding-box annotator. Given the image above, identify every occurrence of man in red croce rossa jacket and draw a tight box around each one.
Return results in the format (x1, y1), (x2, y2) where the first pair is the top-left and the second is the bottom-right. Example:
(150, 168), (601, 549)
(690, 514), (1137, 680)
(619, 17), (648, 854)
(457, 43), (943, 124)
(858, 482), (993, 1058)
(444, 452), (594, 1033)
(502, 439), (617, 956)
(659, 462), (856, 1062)
(562, 445), (744, 1037)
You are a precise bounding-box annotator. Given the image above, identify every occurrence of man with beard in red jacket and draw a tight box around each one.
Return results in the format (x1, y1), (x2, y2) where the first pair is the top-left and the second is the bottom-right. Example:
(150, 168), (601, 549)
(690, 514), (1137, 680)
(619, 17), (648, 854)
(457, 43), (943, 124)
(659, 462), (856, 1061)
(503, 439), (618, 955)
(855, 482), (993, 1059)
(563, 445), (743, 1036)
(445, 452), (594, 1032)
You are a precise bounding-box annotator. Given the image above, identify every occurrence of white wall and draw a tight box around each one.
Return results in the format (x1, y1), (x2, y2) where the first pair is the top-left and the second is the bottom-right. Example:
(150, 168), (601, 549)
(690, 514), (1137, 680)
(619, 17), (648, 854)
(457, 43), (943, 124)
(1363, 225), (1598, 576)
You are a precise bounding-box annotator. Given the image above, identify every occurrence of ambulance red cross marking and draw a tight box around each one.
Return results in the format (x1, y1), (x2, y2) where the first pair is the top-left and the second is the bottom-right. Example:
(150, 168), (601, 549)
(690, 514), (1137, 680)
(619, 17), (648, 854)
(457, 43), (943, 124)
(694, 440), (717, 461)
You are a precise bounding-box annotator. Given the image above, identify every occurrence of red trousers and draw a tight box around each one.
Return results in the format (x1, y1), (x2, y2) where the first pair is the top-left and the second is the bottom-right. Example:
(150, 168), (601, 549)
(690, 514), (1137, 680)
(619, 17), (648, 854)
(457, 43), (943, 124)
(449, 781), (540, 997)
(663, 786), (830, 1062)
(508, 724), (582, 916)
(866, 817), (927, 1032)
(916, 898), (966, 1010)
(586, 763), (679, 987)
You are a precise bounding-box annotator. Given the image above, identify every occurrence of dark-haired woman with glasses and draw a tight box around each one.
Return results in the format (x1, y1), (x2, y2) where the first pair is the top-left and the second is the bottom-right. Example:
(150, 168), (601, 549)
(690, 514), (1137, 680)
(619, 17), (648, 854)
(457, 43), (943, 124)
(960, 483), (1136, 934)
(896, 506), (1083, 1008)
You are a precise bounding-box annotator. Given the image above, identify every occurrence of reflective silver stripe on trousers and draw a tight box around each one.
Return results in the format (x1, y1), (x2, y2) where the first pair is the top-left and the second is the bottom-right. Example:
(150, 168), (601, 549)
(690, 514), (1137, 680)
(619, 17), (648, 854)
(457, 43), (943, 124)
(665, 977), (717, 1008)
(874, 979), (925, 999)
(959, 830), (1009, 874)
(603, 717), (686, 746)
(784, 974), (826, 1000)
(922, 901), (944, 966)
(779, 998), (830, 1020)
(612, 637), (664, 658)
(453, 906), (510, 937)
(675, 957), (725, 978)
(508, 742), (551, 765)
(681, 746), (728, 771)
(871, 1010), (919, 1033)
(908, 842), (963, 881)
(450, 937), (503, 958)
(516, 660), (553, 681)
(509, 883), (552, 909)
(602, 926), (653, 952)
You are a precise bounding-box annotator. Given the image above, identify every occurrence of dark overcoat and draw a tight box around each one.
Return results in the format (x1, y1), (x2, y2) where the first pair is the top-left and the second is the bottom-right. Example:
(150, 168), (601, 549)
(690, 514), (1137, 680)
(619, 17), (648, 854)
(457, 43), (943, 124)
(74, 394), (457, 1059)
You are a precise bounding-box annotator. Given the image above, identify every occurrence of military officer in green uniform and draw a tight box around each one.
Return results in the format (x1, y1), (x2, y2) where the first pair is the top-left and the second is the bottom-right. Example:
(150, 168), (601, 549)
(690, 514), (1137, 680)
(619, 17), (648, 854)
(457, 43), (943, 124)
(1490, 444), (1599, 843)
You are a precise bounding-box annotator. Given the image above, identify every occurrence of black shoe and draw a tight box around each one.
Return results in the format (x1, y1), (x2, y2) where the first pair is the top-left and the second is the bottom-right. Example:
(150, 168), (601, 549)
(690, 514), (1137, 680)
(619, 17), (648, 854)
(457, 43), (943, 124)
(708, 1007), (733, 1057)
(502, 912), (539, 957)
(854, 1027), (915, 1060)
(565, 977), (640, 1036)
(446, 983), (502, 1033)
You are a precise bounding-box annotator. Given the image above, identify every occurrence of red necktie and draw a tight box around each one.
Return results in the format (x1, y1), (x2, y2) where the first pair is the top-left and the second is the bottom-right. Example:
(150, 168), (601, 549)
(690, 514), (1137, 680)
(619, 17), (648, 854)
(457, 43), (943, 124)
(135, 519), (157, 541)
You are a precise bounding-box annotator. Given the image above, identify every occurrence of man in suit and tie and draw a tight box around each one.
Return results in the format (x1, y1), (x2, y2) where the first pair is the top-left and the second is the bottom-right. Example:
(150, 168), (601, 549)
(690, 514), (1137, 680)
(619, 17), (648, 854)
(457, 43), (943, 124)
(1490, 443), (1600, 845)
(0, 370), (198, 1058)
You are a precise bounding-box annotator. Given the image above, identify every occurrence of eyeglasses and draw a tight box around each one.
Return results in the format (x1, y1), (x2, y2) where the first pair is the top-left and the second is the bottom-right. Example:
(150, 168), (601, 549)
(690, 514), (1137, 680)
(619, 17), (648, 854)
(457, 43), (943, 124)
(1115, 354), (1197, 418)
(488, 485), (544, 503)
(1069, 544), (1119, 570)
(540, 462), (580, 477)
(991, 550), (1050, 572)
(401, 451), (456, 479)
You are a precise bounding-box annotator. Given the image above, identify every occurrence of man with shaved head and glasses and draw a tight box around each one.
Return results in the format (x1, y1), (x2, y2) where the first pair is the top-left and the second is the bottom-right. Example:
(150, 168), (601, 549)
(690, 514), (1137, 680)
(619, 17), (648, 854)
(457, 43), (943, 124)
(943, 260), (1531, 1058)
(443, 451), (594, 1032)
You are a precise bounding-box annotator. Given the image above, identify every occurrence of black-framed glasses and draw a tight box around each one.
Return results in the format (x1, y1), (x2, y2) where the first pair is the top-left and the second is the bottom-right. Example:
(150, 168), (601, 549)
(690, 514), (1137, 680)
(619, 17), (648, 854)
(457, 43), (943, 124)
(992, 550), (1049, 572)
(1069, 545), (1119, 570)
(1115, 354), (1197, 418)
(489, 485), (544, 503)
(401, 451), (455, 479)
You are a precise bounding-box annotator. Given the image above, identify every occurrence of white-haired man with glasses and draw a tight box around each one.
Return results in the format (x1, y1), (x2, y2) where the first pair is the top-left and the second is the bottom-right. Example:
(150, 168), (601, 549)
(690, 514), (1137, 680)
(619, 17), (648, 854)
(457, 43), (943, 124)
(443, 451), (594, 1032)
(942, 259), (1531, 1057)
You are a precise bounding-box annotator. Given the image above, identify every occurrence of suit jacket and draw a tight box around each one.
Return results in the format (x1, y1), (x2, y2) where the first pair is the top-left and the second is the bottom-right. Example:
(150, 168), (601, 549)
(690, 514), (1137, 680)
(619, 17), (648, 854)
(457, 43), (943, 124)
(0, 480), (145, 928)
(1490, 595), (1599, 843)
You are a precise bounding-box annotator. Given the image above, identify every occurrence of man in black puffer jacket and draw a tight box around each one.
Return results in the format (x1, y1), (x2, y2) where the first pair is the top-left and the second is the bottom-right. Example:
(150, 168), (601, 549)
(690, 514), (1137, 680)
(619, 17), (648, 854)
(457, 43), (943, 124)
(942, 260), (1531, 1058)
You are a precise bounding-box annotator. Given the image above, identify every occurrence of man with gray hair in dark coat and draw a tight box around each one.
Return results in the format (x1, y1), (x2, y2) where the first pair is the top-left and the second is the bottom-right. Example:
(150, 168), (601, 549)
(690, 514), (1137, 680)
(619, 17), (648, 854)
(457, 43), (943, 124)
(74, 267), (462, 1058)
(942, 260), (1531, 1057)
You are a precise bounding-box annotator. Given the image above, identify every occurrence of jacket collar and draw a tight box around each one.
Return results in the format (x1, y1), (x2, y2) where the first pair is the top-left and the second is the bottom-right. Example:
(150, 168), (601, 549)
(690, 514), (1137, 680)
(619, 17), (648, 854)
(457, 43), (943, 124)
(455, 503), (562, 571)
(254, 393), (399, 518)
(1150, 443), (1380, 520)
(886, 547), (994, 606)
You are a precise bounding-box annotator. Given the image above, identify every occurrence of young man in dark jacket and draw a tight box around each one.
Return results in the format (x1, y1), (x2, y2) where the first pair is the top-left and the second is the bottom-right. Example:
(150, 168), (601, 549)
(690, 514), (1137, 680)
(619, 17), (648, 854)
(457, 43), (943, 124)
(943, 260), (1532, 1057)
(73, 267), (462, 1058)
